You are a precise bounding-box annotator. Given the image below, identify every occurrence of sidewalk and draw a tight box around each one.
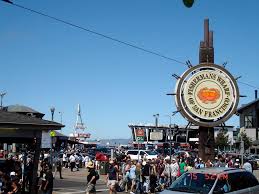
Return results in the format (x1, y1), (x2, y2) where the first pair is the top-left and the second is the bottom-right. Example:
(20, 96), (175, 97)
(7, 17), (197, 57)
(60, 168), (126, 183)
(53, 168), (109, 194)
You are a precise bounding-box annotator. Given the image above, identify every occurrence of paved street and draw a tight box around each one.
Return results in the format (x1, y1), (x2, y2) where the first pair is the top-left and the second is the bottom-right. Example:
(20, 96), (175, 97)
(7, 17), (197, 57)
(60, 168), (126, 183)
(53, 168), (119, 194)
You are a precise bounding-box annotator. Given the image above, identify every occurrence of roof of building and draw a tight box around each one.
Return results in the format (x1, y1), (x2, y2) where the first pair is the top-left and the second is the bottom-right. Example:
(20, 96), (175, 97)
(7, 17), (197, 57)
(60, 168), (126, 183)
(238, 99), (259, 113)
(5, 104), (42, 113)
(0, 110), (64, 128)
(3, 104), (45, 119)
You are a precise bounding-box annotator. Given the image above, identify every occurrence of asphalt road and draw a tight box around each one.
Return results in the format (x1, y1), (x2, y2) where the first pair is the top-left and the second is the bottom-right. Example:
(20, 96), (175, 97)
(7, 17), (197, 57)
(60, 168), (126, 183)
(53, 168), (117, 194)
(54, 178), (108, 194)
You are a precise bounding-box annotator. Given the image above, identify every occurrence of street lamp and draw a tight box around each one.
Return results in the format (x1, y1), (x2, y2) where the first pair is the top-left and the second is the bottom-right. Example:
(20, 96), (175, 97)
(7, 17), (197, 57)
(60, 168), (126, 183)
(58, 111), (63, 124)
(59, 111), (63, 134)
(50, 107), (55, 169)
(153, 114), (159, 131)
(0, 92), (7, 109)
(164, 115), (173, 162)
(50, 107), (55, 121)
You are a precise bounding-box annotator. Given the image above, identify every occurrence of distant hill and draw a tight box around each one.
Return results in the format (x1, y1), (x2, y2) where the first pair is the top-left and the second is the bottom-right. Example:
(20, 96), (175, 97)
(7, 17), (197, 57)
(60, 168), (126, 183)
(98, 138), (131, 146)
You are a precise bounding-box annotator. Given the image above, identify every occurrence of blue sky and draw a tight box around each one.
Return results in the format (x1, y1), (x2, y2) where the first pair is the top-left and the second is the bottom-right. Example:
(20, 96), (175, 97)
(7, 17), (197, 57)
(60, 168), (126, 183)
(1, 0), (259, 139)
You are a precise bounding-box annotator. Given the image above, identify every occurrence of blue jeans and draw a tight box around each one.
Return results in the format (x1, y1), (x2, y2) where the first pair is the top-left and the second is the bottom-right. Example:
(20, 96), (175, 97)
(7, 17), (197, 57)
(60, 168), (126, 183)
(135, 179), (143, 193)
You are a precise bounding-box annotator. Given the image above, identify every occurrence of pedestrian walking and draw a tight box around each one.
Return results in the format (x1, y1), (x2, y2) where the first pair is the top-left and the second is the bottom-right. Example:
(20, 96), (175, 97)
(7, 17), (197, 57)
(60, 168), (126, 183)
(107, 160), (118, 194)
(39, 164), (53, 194)
(149, 165), (157, 194)
(54, 158), (63, 179)
(170, 158), (179, 182)
(75, 154), (80, 171)
(62, 152), (67, 168)
(85, 161), (97, 194)
(142, 160), (151, 193)
(69, 154), (76, 172)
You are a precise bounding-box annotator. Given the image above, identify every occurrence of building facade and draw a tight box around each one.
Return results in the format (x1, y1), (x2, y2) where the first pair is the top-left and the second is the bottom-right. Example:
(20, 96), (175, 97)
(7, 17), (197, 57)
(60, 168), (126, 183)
(238, 94), (259, 154)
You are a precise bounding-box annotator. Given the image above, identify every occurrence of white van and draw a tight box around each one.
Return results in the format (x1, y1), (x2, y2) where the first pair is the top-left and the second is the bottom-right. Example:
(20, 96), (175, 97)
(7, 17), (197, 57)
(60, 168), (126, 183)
(126, 150), (158, 160)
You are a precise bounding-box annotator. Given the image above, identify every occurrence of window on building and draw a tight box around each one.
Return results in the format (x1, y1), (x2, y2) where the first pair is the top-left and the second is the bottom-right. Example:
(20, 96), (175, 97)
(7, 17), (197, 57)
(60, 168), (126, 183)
(244, 115), (253, 128)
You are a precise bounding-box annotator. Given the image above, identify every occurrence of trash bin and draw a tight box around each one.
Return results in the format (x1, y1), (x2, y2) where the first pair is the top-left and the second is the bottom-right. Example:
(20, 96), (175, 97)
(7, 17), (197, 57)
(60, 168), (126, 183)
(99, 161), (109, 175)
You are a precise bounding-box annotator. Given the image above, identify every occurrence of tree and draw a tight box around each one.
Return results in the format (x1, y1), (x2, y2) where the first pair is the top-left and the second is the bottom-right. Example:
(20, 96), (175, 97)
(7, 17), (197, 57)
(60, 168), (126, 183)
(238, 132), (252, 151)
(215, 130), (230, 150)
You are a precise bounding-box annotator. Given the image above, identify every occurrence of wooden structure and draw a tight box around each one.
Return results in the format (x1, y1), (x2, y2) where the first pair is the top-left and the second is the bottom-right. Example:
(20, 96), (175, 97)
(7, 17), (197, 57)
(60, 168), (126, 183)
(0, 109), (64, 193)
(198, 19), (215, 161)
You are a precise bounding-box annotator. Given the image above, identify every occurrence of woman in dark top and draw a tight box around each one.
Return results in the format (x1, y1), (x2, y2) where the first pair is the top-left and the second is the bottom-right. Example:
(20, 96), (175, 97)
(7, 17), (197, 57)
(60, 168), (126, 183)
(107, 160), (118, 194)
(40, 165), (53, 194)
(149, 165), (157, 194)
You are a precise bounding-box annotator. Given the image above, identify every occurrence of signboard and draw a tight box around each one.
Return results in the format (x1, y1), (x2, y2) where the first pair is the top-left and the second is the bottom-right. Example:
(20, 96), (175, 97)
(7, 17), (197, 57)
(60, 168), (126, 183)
(189, 138), (199, 142)
(41, 131), (51, 148)
(175, 64), (239, 127)
(135, 128), (145, 142)
(136, 136), (144, 142)
(150, 132), (163, 140)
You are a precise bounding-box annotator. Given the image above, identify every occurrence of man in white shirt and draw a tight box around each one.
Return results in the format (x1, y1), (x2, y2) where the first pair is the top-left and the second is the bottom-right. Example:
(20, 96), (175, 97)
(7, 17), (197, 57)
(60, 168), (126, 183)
(62, 153), (67, 168)
(69, 154), (76, 172)
(170, 158), (179, 182)
(83, 155), (90, 168)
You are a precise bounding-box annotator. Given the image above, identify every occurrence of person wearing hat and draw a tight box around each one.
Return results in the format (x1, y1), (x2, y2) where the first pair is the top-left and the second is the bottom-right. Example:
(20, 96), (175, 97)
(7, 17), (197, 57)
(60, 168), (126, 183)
(86, 161), (97, 194)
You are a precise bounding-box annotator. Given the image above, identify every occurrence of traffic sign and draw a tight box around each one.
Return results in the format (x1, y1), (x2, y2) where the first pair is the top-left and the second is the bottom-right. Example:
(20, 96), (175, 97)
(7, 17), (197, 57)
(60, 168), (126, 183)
(50, 130), (56, 137)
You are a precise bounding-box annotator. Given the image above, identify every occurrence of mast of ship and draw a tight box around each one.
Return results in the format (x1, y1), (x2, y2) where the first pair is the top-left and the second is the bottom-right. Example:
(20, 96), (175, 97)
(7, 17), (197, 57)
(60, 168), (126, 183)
(74, 104), (86, 138)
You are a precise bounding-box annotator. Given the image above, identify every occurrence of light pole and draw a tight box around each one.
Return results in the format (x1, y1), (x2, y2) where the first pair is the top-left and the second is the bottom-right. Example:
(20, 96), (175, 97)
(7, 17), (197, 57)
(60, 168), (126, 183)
(50, 107), (55, 121)
(59, 111), (63, 133)
(50, 107), (55, 169)
(59, 111), (63, 124)
(164, 115), (173, 162)
(153, 114), (159, 131)
(0, 92), (7, 109)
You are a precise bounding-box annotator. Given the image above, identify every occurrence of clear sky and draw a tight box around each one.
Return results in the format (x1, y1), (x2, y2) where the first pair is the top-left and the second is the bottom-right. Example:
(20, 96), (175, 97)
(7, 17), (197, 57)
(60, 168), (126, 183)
(1, 0), (259, 139)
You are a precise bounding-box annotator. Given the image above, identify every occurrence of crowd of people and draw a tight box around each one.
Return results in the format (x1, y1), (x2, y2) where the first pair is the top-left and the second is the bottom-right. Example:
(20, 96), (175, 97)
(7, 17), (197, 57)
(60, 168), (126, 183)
(0, 153), (33, 194)
(84, 151), (255, 194)
(0, 148), (255, 194)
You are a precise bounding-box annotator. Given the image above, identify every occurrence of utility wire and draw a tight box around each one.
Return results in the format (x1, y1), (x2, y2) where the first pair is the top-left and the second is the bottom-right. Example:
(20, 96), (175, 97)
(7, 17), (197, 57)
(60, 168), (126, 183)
(238, 81), (259, 90)
(1, 0), (186, 65)
(2, 0), (259, 90)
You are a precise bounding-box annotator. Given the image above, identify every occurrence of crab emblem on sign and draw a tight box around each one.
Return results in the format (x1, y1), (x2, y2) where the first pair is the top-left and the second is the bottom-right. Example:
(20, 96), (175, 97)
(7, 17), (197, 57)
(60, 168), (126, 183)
(197, 87), (220, 104)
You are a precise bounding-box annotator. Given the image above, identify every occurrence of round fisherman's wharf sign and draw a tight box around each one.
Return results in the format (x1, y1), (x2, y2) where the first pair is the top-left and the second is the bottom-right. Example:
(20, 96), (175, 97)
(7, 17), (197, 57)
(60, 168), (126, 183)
(175, 64), (239, 127)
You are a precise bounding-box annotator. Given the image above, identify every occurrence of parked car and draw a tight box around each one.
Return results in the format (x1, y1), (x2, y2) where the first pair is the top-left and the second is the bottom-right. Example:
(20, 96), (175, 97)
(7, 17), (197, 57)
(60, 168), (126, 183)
(173, 150), (197, 159)
(126, 150), (158, 160)
(160, 167), (259, 194)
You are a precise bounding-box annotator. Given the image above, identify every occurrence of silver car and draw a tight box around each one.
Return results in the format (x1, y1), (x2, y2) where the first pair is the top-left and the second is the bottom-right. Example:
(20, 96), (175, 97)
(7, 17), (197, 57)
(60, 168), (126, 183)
(160, 168), (259, 194)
